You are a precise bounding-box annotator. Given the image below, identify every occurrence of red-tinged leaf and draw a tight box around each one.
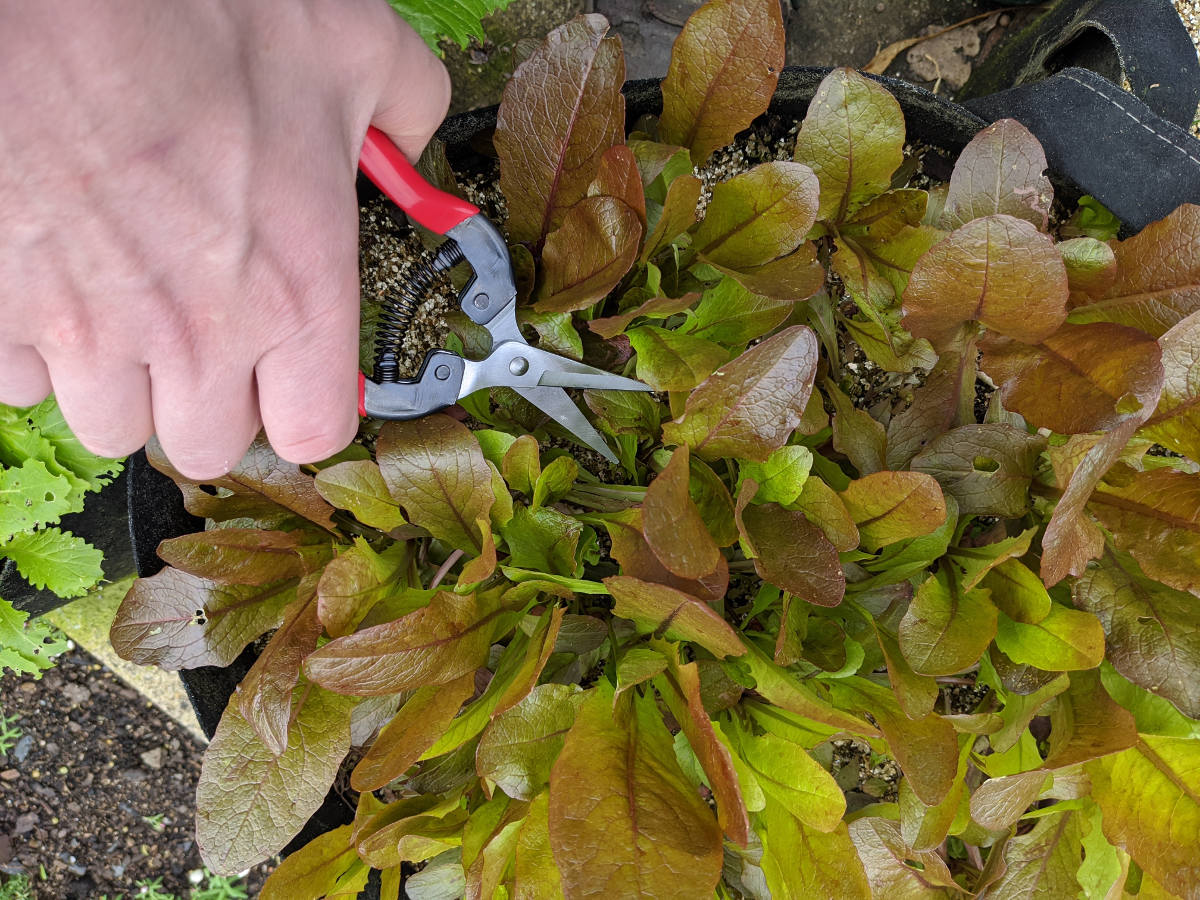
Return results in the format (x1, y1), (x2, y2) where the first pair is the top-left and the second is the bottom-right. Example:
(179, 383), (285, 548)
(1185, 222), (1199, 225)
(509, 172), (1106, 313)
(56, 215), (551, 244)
(535, 197), (642, 313)
(663, 325), (819, 462)
(351, 673), (475, 792)
(305, 591), (501, 696)
(794, 67), (905, 224)
(994, 603), (1105, 671)
(841, 188), (928, 241)
(588, 293), (697, 340)
(643, 445), (721, 579)
(793, 476), (860, 551)
(588, 144), (646, 229)
(903, 215), (1068, 346)
(898, 569), (998, 676)
(885, 336), (978, 470)
(1141, 309), (1200, 460)
(1043, 668), (1138, 769)
(1087, 736), (1200, 897)
(839, 471), (947, 552)
(658, 0), (784, 165)
(1087, 468), (1200, 594)
(1073, 551), (1200, 718)
(969, 770), (1049, 832)
(825, 378), (887, 475)
(513, 792), (563, 898)
(872, 617), (938, 720)
(759, 798), (871, 900)
(742, 643), (879, 737)
(736, 731), (845, 832)
(980, 323), (1164, 434)
(376, 415), (495, 554)
(477, 683), (579, 802)
(735, 487), (845, 607)
(156, 528), (330, 586)
(1069, 203), (1200, 336)
(458, 518), (498, 588)
(628, 324), (729, 392)
(641, 174), (703, 263)
(1060, 236), (1118, 302)
(692, 161), (820, 269)
(237, 576), (323, 755)
(985, 810), (1085, 899)
(197, 683), (355, 875)
(941, 119), (1053, 231)
(110, 569), (296, 670)
(910, 424), (1046, 518)
(687, 456), (739, 547)
(495, 15), (625, 244)
(314, 460), (405, 531)
(549, 685), (723, 898)
(849, 816), (961, 898)
(317, 540), (409, 638)
(259, 823), (365, 900)
(601, 507), (729, 605)
(605, 575), (745, 658)
(659, 661), (751, 846)
(708, 242), (825, 302)
(146, 435), (335, 530)
(493, 605), (565, 717)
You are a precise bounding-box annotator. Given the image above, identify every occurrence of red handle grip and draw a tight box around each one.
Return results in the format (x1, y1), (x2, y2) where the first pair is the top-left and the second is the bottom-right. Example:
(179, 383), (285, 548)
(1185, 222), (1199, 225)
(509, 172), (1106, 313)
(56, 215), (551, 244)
(358, 126), (478, 234)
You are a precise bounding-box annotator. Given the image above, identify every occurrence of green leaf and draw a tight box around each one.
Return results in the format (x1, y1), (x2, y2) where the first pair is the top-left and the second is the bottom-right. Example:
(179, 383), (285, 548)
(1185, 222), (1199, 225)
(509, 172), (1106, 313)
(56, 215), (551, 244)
(940, 118), (1053, 230)
(548, 685), (723, 898)
(616, 648), (668, 698)
(839, 471), (947, 552)
(825, 377), (888, 475)
(588, 292), (697, 340)
(737, 446), (812, 506)
(792, 475), (859, 551)
(740, 643), (878, 737)
(536, 197), (642, 313)
(376, 414), (495, 553)
(18, 396), (123, 491)
(903, 215), (1068, 347)
(993, 603), (1105, 672)
(314, 460), (406, 531)
(1088, 735), (1200, 896)
(628, 325), (729, 392)
(0, 597), (69, 679)
(688, 276), (795, 346)
(910, 424), (1045, 518)
(692, 162), (820, 269)
(477, 683), (579, 801)
(1073, 551), (1200, 718)
(387, 0), (514, 52)
(0, 459), (78, 541)
(584, 387), (663, 441)
(605, 575), (745, 659)
(658, 0), (785, 165)
(641, 175), (703, 263)
(316, 540), (411, 638)
(304, 590), (503, 695)
(502, 506), (582, 578)
(708, 243), (825, 304)
(969, 769), (1050, 832)
(259, 823), (364, 900)
(981, 559), (1052, 625)
(197, 683), (355, 875)
(532, 456), (577, 509)
(110, 569), (296, 670)
(502, 435), (541, 496)
(1068, 203), (1200, 336)
(735, 731), (845, 832)
(663, 325), (819, 462)
(1, 528), (104, 598)
(986, 810), (1084, 899)
(759, 797), (871, 900)
(643, 445), (721, 578)
(1060, 236), (1118, 299)
(495, 15), (625, 244)
(899, 568), (998, 676)
(1140, 309), (1200, 461)
(794, 67), (905, 224)
(687, 457), (739, 547)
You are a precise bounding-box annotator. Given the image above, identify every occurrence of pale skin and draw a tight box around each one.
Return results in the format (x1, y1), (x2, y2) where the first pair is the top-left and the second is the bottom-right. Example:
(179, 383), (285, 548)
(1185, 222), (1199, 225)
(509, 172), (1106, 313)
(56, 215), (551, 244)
(0, 0), (451, 479)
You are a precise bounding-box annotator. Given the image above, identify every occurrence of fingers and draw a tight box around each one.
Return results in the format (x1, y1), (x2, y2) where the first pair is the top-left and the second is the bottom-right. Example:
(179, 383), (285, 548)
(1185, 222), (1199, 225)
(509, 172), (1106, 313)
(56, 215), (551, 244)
(366, 8), (452, 161)
(48, 359), (154, 458)
(150, 363), (261, 481)
(0, 344), (52, 408)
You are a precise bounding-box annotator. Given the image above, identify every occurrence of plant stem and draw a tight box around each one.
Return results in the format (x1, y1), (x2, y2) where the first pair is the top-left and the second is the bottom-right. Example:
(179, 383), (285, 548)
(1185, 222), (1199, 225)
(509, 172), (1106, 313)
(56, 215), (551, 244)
(429, 549), (465, 590)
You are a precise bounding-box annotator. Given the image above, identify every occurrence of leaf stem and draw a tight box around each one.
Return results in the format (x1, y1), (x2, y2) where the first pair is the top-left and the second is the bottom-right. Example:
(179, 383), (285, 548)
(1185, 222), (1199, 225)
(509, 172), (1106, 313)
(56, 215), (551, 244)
(429, 549), (465, 590)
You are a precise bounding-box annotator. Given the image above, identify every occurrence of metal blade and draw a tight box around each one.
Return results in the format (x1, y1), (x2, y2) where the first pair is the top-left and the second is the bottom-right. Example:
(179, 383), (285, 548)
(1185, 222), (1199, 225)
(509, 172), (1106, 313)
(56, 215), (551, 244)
(513, 384), (618, 463)
(517, 345), (652, 392)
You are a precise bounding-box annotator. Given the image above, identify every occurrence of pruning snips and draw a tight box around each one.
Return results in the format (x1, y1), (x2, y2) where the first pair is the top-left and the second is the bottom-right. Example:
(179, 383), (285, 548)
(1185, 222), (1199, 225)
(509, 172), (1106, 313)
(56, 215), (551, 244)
(356, 127), (650, 463)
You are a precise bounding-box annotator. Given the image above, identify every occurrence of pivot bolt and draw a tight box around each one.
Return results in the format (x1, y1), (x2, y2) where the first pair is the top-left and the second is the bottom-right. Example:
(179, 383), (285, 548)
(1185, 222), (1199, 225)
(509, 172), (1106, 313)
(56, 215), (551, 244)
(509, 357), (529, 376)
(434, 365), (451, 380)
(473, 293), (490, 310)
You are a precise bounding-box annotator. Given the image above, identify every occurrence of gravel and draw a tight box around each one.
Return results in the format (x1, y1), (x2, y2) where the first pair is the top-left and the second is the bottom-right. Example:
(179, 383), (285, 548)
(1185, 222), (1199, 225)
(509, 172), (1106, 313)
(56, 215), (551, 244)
(1171, 0), (1200, 135)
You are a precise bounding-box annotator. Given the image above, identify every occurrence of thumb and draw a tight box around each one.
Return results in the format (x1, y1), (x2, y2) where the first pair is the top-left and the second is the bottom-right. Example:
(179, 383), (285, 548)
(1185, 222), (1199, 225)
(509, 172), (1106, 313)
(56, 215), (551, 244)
(368, 12), (452, 162)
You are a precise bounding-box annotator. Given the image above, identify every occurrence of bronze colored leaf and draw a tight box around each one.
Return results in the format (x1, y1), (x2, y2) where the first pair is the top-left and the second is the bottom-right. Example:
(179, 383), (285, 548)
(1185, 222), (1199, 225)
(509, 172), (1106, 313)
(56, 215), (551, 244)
(872, 614), (938, 720)
(1069, 203), (1200, 336)
(493, 605), (565, 717)
(156, 528), (330, 586)
(535, 197), (642, 313)
(735, 493), (845, 607)
(969, 770), (1049, 832)
(910, 424), (1046, 517)
(849, 816), (959, 899)
(643, 446), (721, 578)
(692, 162), (820, 269)
(793, 475), (860, 551)
(548, 685), (723, 898)
(899, 569), (998, 676)
(640, 174), (703, 263)
(825, 378), (888, 476)
(601, 507), (728, 606)
(985, 810), (1085, 899)
(903, 215), (1068, 346)
(110, 569), (296, 671)
(1141, 309), (1200, 461)
(197, 684), (355, 875)
(588, 292), (697, 340)
(351, 673), (475, 792)
(316, 540), (409, 639)
(1043, 669), (1138, 769)
(663, 325), (819, 462)
(707, 242), (825, 302)
(258, 823), (364, 900)
(304, 591), (501, 696)
(605, 575), (745, 659)
(941, 119), (1053, 231)
(885, 336), (977, 470)
(658, 0), (785, 166)
(237, 576), (324, 755)
(495, 15), (625, 244)
(588, 143), (647, 229)
(376, 415), (495, 553)
(979, 323), (1164, 434)
(794, 67), (905, 224)
(1087, 467), (1200, 594)
(477, 683), (579, 802)
(1073, 551), (1200, 718)
(760, 799), (871, 899)
(839, 471), (947, 552)
(314, 460), (405, 531)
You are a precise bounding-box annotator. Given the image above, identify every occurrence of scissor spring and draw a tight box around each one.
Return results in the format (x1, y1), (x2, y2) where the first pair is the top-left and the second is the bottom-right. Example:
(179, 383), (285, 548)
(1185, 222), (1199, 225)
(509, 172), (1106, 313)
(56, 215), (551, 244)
(372, 239), (466, 383)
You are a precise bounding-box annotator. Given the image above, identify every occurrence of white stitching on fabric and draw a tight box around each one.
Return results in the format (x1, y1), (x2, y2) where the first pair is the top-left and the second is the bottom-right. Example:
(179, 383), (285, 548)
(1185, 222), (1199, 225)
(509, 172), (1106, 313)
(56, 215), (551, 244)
(1061, 72), (1200, 168)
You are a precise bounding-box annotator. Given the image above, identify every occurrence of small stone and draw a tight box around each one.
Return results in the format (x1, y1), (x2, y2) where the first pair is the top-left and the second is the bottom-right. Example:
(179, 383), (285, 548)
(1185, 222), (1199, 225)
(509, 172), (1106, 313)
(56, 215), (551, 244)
(112, 865), (125, 878)
(119, 768), (148, 783)
(12, 735), (33, 763)
(13, 813), (38, 836)
(0, 769), (19, 781)
(61, 683), (90, 707)
(140, 748), (164, 770)
(875, 1), (885, 10)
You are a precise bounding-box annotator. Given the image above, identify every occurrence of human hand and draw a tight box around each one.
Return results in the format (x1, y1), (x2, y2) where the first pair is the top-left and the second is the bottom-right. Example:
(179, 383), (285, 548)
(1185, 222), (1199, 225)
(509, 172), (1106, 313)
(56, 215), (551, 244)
(0, 0), (450, 478)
